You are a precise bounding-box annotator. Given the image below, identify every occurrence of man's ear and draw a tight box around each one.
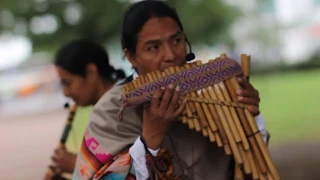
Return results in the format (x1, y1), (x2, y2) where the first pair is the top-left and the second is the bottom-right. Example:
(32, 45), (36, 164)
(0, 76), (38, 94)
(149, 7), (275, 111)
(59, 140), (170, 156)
(86, 63), (98, 80)
(124, 48), (137, 68)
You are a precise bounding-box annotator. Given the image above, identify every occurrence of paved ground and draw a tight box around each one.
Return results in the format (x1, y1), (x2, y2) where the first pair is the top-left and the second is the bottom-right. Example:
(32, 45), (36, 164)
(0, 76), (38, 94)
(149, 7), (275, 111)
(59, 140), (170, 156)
(269, 142), (320, 180)
(0, 110), (67, 180)
(1, 111), (319, 180)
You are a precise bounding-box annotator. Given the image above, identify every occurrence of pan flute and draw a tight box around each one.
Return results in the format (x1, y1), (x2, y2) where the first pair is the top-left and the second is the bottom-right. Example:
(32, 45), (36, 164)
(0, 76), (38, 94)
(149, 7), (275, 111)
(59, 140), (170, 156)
(120, 54), (280, 180)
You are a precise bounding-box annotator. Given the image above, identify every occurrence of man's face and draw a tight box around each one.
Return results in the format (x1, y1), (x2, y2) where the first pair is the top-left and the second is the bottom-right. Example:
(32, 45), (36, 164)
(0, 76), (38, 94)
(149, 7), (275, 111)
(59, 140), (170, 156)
(127, 17), (188, 75)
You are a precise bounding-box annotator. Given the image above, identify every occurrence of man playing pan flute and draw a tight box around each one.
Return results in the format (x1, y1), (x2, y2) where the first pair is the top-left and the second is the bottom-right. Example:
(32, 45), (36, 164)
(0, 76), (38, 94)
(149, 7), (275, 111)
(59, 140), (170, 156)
(72, 1), (269, 180)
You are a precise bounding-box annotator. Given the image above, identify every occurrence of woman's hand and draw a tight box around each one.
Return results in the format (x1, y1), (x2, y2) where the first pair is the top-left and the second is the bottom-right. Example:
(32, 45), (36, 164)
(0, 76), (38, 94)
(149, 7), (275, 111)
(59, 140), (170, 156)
(236, 77), (261, 116)
(142, 84), (186, 150)
(50, 147), (77, 174)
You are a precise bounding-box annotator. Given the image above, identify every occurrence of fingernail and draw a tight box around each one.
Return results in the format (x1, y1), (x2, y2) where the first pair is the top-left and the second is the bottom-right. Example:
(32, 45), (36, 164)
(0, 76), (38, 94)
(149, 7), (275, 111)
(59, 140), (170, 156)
(237, 77), (242, 82)
(236, 90), (241, 95)
(161, 86), (165, 90)
(175, 85), (180, 91)
(168, 84), (173, 89)
(238, 96), (243, 101)
(184, 98), (187, 102)
(249, 106), (257, 112)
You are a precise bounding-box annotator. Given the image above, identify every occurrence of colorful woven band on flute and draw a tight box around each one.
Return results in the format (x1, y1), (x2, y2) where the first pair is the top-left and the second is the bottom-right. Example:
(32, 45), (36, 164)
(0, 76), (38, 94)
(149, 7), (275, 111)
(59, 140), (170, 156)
(122, 58), (242, 107)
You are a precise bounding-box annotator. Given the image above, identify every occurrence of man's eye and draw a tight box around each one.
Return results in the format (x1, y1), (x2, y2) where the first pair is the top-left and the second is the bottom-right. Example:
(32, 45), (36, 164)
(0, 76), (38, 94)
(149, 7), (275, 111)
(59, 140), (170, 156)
(148, 45), (159, 51)
(173, 38), (181, 44)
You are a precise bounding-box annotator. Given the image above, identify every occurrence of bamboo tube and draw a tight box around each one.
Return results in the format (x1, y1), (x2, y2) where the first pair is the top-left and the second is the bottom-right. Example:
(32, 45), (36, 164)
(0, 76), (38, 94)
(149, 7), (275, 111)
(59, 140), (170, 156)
(241, 54), (251, 81)
(204, 82), (243, 165)
(201, 87), (229, 151)
(230, 78), (272, 176)
(219, 81), (250, 150)
(223, 54), (267, 177)
(212, 83), (242, 142)
(247, 150), (259, 179)
(224, 144), (233, 156)
(255, 159), (262, 180)
(221, 53), (266, 179)
(190, 60), (233, 154)
(234, 164), (244, 180)
(229, 69), (280, 179)
(221, 54), (256, 179)
(240, 54), (263, 178)
(176, 64), (213, 140)
(220, 55), (267, 175)
(167, 67), (194, 128)
(226, 78), (263, 177)
(174, 66), (201, 132)
(214, 80), (251, 172)
(267, 172), (274, 180)
(215, 131), (223, 147)
(202, 127), (209, 137)
(183, 64), (209, 129)
(188, 63), (217, 143)
(190, 62), (218, 132)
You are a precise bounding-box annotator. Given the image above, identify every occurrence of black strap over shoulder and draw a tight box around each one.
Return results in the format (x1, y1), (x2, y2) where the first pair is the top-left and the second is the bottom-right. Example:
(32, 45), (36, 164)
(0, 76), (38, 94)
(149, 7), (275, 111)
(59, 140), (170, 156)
(118, 75), (134, 86)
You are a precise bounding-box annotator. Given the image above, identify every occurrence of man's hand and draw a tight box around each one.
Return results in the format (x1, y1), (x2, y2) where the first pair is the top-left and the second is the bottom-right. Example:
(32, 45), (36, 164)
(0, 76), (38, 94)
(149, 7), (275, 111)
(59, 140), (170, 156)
(236, 77), (260, 116)
(142, 84), (186, 150)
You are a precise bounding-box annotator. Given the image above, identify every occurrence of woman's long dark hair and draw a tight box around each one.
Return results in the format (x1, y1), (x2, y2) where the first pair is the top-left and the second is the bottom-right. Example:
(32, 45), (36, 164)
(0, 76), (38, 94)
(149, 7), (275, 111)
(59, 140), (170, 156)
(55, 39), (126, 82)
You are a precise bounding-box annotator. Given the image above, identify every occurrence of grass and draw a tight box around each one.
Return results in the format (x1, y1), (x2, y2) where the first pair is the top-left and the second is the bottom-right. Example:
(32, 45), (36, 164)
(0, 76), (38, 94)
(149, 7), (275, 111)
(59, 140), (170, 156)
(65, 69), (320, 151)
(250, 69), (320, 146)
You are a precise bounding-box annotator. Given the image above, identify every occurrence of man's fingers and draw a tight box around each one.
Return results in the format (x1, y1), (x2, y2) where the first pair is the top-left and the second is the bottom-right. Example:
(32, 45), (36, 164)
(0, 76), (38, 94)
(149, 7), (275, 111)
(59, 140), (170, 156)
(237, 77), (254, 90)
(167, 85), (181, 112)
(173, 98), (187, 118)
(236, 89), (259, 99)
(150, 88), (164, 109)
(158, 84), (174, 110)
(238, 96), (259, 106)
(248, 105), (260, 116)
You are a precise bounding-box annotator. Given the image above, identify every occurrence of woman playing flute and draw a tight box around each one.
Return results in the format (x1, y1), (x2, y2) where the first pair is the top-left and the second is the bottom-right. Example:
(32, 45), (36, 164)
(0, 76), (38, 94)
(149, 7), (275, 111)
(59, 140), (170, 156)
(47, 39), (126, 180)
(72, 1), (269, 180)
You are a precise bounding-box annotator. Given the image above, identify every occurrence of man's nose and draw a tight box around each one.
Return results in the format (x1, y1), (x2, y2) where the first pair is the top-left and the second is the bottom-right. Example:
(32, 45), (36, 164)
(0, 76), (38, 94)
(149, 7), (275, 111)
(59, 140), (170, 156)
(162, 44), (176, 62)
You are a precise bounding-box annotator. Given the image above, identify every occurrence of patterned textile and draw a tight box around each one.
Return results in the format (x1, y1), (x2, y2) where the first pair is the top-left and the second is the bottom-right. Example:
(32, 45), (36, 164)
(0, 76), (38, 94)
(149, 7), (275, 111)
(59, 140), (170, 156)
(121, 58), (243, 107)
(72, 131), (135, 180)
(72, 83), (144, 180)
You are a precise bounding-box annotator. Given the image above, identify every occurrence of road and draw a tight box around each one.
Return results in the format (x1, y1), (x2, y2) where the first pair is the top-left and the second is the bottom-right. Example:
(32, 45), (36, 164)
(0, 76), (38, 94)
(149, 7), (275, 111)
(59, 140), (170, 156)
(0, 110), (67, 180)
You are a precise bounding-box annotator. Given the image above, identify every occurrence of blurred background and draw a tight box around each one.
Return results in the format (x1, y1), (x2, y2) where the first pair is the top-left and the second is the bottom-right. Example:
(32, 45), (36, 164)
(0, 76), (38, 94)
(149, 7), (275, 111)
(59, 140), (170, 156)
(0, 0), (319, 179)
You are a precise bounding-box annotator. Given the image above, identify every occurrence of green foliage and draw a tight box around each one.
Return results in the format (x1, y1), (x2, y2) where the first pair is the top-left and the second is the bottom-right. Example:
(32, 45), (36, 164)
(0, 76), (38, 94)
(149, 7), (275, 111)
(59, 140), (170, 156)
(167, 0), (242, 45)
(1, 0), (130, 52)
(0, 0), (241, 53)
